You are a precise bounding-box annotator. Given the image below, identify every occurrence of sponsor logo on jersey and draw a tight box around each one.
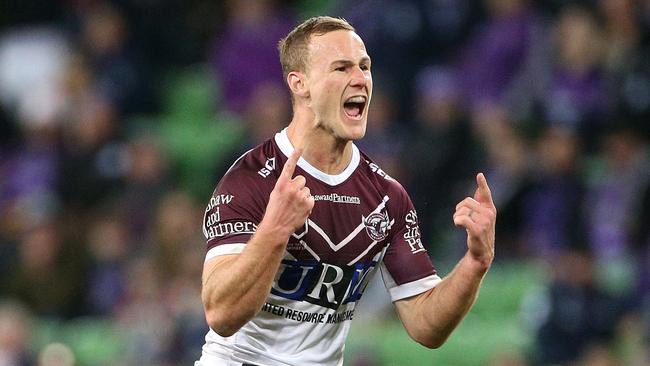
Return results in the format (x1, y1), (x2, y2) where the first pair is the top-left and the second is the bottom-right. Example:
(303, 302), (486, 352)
(404, 209), (426, 254)
(258, 157), (276, 178)
(205, 207), (221, 227)
(261, 302), (355, 324)
(312, 193), (361, 205)
(206, 194), (234, 211)
(362, 210), (390, 241)
(203, 194), (234, 239)
(366, 160), (392, 180)
(205, 221), (258, 240)
(271, 259), (377, 310)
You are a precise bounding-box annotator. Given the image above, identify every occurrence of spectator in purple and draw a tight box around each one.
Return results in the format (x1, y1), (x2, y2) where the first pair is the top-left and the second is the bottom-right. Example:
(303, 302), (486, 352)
(585, 125), (650, 262)
(543, 5), (611, 144)
(457, 0), (541, 109)
(120, 134), (171, 242)
(208, 0), (294, 115)
(521, 125), (587, 259)
(85, 213), (130, 316)
(0, 129), (60, 231)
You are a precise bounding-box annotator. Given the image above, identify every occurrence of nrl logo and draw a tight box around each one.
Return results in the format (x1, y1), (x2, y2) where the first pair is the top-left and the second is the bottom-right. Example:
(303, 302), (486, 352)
(363, 210), (390, 241)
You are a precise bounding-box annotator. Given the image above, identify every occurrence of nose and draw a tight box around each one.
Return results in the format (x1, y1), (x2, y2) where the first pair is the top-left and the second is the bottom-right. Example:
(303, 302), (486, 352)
(350, 66), (369, 88)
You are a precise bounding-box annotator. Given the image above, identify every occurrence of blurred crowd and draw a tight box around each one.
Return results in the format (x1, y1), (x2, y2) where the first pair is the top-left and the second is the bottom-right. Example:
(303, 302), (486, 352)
(1, 0), (649, 365)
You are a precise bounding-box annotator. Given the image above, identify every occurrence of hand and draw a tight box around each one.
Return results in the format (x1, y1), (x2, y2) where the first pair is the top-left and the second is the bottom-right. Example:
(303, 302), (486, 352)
(259, 149), (315, 241)
(453, 173), (497, 267)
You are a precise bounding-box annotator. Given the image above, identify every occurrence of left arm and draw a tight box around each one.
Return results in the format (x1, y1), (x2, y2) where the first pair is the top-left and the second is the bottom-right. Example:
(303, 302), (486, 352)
(395, 173), (496, 348)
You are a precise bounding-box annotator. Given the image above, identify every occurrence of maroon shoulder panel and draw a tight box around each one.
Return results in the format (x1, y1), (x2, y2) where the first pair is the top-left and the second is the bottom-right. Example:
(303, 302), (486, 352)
(202, 135), (436, 288)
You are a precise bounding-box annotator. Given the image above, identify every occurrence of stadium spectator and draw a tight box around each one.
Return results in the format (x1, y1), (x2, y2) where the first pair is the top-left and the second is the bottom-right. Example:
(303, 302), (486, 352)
(208, 0), (294, 114)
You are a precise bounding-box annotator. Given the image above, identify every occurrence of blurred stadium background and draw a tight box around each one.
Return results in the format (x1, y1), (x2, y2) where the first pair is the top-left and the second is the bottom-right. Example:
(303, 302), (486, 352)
(1, 0), (650, 365)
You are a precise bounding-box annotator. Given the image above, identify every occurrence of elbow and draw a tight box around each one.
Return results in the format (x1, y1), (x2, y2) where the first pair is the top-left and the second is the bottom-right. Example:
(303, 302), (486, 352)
(412, 331), (449, 349)
(418, 338), (445, 349)
(204, 304), (258, 337)
(205, 309), (237, 337)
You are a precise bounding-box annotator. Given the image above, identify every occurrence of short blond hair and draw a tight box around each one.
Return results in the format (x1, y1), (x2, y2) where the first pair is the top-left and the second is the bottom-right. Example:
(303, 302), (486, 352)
(278, 16), (355, 80)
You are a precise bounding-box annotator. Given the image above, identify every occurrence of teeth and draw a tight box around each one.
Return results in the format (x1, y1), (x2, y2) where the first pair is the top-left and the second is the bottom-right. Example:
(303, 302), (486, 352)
(346, 96), (366, 103)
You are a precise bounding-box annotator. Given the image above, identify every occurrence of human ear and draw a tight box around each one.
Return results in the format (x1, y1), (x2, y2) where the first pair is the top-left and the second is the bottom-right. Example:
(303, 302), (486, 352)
(287, 71), (309, 98)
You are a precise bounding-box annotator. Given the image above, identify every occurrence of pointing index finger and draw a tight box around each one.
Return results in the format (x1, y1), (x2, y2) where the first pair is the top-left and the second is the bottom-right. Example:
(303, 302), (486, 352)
(280, 148), (301, 182)
(474, 173), (495, 207)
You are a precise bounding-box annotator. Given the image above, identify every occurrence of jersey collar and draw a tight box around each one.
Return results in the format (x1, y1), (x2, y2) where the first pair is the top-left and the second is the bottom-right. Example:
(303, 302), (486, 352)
(274, 128), (360, 186)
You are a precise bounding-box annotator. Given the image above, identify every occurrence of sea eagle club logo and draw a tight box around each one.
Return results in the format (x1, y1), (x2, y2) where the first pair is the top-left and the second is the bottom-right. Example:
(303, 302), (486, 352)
(363, 210), (390, 241)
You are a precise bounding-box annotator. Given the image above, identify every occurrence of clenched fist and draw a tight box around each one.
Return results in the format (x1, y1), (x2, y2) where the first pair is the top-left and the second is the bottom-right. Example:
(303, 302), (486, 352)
(259, 149), (315, 241)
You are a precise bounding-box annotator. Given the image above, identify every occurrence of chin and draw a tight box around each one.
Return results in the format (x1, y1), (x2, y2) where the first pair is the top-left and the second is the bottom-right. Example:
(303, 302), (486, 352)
(338, 110), (368, 141)
(343, 122), (367, 141)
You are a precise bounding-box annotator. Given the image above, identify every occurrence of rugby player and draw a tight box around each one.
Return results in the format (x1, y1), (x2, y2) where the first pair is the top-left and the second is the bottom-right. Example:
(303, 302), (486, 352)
(196, 16), (497, 366)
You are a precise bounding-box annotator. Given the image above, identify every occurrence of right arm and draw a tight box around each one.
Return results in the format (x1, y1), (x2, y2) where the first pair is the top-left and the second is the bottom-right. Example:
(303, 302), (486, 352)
(201, 149), (314, 337)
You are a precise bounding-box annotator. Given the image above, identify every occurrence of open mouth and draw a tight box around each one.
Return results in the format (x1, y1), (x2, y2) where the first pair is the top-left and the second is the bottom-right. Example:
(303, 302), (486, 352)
(343, 95), (367, 120)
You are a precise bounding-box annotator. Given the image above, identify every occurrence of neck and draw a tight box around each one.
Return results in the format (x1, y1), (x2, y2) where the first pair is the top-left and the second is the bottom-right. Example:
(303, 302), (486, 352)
(285, 109), (353, 175)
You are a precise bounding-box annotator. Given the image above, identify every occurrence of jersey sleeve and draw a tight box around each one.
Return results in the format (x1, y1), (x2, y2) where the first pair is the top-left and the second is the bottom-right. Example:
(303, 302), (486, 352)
(202, 168), (267, 262)
(381, 182), (441, 301)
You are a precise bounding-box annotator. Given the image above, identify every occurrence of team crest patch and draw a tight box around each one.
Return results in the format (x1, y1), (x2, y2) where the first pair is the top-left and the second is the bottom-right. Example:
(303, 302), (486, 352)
(363, 210), (390, 241)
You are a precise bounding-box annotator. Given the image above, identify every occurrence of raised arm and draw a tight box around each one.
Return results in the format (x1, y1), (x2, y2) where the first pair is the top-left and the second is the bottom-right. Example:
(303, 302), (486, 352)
(394, 173), (496, 348)
(201, 149), (314, 337)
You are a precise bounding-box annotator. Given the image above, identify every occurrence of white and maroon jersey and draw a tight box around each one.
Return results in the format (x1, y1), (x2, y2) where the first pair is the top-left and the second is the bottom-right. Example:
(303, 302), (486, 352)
(198, 128), (441, 366)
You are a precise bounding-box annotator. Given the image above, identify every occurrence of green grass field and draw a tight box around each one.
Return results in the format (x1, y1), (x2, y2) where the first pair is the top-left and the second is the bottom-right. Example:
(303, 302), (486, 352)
(344, 261), (547, 365)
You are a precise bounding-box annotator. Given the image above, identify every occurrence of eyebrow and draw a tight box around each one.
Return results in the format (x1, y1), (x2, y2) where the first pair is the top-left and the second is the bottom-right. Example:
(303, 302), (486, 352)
(330, 57), (371, 67)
